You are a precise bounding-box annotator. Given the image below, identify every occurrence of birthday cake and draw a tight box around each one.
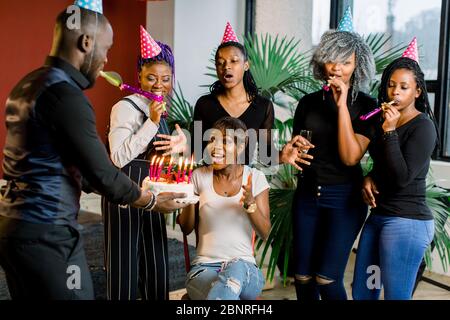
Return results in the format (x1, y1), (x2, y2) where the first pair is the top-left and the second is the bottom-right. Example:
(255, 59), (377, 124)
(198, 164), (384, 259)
(142, 156), (198, 204)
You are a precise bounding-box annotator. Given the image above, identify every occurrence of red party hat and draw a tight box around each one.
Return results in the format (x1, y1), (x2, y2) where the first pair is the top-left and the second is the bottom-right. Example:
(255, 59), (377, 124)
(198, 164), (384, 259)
(221, 22), (239, 43)
(402, 37), (419, 63)
(140, 25), (162, 59)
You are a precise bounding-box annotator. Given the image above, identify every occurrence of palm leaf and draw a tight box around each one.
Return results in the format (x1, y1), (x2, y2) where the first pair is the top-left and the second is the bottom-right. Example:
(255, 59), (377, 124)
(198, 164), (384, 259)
(167, 82), (194, 131)
(365, 33), (408, 96)
(425, 183), (450, 272)
(256, 188), (296, 284)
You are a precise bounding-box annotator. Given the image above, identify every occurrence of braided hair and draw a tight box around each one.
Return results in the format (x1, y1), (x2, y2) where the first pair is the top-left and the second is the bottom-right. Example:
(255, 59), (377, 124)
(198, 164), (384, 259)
(210, 41), (259, 102)
(378, 57), (440, 151)
(137, 41), (175, 81)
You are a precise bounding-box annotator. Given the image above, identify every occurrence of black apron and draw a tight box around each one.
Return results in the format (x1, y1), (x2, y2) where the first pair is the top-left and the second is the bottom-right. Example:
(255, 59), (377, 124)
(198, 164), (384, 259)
(101, 97), (171, 300)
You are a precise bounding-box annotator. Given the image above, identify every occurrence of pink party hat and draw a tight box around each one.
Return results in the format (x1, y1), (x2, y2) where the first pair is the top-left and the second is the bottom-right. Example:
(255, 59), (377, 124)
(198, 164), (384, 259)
(402, 37), (419, 63)
(221, 22), (239, 43)
(140, 25), (162, 59)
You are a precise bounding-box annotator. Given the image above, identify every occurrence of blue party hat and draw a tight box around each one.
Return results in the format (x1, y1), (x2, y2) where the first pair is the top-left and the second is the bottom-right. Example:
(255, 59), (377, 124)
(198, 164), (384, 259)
(337, 7), (354, 32)
(74, 0), (103, 14)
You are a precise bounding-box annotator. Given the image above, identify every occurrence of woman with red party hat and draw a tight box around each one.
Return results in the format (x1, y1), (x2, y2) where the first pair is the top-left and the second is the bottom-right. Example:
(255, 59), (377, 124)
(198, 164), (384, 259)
(101, 26), (186, 300)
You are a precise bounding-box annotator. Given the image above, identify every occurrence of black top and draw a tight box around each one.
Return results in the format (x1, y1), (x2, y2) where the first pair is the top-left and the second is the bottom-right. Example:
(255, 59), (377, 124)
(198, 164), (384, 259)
(192, 93), (275, 164)
(0, 56), (140, 226)
(293, 89), (378, 186)
(369, 113), (436, 220)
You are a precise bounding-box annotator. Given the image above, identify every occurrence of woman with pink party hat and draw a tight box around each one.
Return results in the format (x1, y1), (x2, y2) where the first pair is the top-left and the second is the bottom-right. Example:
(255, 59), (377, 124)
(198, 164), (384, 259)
(352, 39), (439, 300)
(101, 26), (187, 300)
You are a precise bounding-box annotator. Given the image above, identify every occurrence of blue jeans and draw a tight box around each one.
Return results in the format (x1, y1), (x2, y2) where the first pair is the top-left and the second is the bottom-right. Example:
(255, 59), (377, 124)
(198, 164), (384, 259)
(292, 183), (368, 300)
(352, 214), (434, 300)
(185, 259), (265, 300)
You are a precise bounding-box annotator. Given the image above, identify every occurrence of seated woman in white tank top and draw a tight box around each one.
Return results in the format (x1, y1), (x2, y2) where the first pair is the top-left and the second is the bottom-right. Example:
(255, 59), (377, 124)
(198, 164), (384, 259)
(178, 117), (271, 300)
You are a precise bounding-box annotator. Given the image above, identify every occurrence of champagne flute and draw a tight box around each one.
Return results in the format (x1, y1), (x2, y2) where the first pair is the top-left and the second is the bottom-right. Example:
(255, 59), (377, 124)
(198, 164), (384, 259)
(299, 130), (312, 154)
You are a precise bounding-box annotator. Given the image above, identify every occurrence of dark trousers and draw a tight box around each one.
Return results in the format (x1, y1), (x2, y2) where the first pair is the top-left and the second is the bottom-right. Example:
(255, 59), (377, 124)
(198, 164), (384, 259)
(292, 183), (367, 300)
(0, 216), (94, 300)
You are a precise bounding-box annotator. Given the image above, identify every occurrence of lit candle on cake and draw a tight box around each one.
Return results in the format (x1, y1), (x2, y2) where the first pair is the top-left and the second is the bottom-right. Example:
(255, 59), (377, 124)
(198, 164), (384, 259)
(150, 155), (157, 180)
(167, 157), (173, 177)
(181, 157), (189, 182)
(187, 155), (194, 183)
(156, 157), (164, 181)
(176, 157), (183, 184)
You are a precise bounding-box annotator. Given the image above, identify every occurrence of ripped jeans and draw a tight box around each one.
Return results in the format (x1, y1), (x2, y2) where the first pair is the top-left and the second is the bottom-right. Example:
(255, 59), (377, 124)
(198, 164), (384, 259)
(185, 259), (265, 300)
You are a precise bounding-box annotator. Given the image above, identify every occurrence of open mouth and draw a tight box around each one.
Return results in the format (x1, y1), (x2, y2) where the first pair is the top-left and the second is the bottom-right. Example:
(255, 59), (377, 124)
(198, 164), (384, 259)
(211, 152), (225, 163)
(223, 74), (234, 82)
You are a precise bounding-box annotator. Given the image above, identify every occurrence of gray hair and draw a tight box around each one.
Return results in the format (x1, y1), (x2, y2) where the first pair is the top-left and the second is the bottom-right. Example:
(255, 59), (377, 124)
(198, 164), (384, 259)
(311, 30), (375, 102)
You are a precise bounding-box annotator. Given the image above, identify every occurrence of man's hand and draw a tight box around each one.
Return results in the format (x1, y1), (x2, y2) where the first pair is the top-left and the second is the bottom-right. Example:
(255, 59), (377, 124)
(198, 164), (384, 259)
(361, 176), (379, 208)
(132, 189), (154, 208)
(154, 192), (189, 213)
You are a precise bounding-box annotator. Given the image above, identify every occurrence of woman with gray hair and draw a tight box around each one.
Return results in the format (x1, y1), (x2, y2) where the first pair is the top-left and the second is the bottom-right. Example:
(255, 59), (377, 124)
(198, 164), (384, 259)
(291, 30), (378, 300)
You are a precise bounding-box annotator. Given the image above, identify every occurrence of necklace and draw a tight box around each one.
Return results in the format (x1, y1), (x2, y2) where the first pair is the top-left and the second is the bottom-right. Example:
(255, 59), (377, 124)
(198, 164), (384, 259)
(213, 167), (243, 197)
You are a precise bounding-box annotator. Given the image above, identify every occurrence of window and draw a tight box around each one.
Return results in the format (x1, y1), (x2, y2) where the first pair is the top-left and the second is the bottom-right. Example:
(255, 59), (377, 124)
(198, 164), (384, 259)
(312, 0), (331, 45)
(338, 0), (449, 160)
(353, 0), (441, 80)
(246, 0), (450, 160)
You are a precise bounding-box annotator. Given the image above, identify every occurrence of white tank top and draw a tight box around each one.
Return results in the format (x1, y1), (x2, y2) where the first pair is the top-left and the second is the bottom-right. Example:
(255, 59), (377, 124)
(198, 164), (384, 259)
(191, 165), (269, 265)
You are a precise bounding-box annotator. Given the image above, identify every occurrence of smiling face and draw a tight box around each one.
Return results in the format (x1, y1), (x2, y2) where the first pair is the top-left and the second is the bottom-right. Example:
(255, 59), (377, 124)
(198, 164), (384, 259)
(207, 129), (246, 170)
(215, 46), (249, 90)
(323, 52), (356, 86)
(138, 62), (173, 97)
(386, 68), (421, 111)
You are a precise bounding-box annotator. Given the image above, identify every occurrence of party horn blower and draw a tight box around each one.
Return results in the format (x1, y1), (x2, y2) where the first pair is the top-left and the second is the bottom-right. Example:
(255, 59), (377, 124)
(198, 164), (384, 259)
(322, 76), (336, 92)
(99, 71), (166, 112)
(360, 100), (396, 121)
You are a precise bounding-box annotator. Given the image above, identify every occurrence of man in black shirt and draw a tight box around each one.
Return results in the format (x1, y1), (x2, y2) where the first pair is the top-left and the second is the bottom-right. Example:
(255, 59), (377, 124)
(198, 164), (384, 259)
(0, 6), (186, 299)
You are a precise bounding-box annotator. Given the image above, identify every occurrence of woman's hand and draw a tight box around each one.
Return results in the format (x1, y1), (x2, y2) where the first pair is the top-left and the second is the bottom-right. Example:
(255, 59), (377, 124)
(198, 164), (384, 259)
(382, 105), (401, 132)
(361, 176), (379, 208)
(327, 76), (349, 108)
(280, 135), (314, 170)
(240, 173), (255, 207)
(149, 100), (165, 125)
(154, 124), (188, 156)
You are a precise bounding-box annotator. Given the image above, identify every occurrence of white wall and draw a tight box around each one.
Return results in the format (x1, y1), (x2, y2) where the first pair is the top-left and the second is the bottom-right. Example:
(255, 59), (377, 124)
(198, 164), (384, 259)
(254, 0), (314, 52)
(147, 0), (245, 105)
(146, 0), (175, 49)
(173, 0), (246, 104)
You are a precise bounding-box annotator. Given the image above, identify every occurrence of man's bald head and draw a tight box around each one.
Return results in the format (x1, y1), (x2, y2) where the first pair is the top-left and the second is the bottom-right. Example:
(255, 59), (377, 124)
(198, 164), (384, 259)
(51, 7), (113, 87)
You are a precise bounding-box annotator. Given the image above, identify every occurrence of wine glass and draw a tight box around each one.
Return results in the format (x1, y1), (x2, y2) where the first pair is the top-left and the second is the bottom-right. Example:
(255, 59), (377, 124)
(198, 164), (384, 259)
(299, 130), (312, 154)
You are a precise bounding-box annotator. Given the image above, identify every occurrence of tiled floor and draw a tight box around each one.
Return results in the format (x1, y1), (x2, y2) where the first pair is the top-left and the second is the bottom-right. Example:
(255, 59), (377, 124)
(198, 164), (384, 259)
(169, 252), (450, 300)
